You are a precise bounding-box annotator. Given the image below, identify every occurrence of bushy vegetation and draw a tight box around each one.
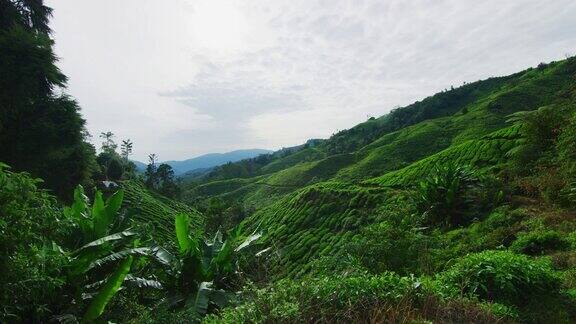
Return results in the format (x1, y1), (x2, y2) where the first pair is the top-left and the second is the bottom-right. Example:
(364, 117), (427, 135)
(0, 164), (68, 322)
(2, 2), (576, 320)
(415, 163), (502, 228)
(437, 250), (573, 322)
(438, 250), (560, 305)
(510, 230), (570, 255)
(205, 273), (512, 323)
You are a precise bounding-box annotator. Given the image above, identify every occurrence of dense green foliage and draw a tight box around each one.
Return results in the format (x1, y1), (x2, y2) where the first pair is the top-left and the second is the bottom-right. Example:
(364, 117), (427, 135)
(415, 163), (502, 227)
(0, 163), (68, 322)
(189, 56), (576, 323)
(0, 0), (96, 199)
(204, 272), (510, 323)
(438, 250), (560, 305)
(2, 2), (576, 320)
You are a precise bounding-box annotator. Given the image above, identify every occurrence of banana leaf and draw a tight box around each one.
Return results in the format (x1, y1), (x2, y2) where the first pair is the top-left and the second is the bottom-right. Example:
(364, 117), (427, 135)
(83, 256), (133, 321)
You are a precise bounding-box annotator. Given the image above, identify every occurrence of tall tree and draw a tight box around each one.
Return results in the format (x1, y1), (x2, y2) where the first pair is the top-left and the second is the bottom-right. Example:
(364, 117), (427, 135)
(120, 139), (133, 161)
(0, 0), (53, 34)
(100, 131), (117, 154)
(0, 0), (96, 199)
(156, 163), (180, 198)
(145, 154), (158, 189)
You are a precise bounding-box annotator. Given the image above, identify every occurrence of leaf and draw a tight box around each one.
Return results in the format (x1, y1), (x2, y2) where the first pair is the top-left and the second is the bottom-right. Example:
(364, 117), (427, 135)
(74, 230), (137, 253)
(175, 213), (192, 254)
(70, 248), (110, 277)
(105, 189), (124, 223)
(65, 185), (92, 237)
(212, 240), (234, 275)
(211, 230), (224, 253)
(191, 282), (211, 315)
(255, 247), (272, 257)
(124, 274), (162, 289)
(83, 256), (133, 321)
(84, 247), (151, 272)
(235, 233), (262, 252)
(84, 246), (176, 273)
(188, 281), (231, 316)
(149, 246), (178, 268)
(92, 191), (108, 238)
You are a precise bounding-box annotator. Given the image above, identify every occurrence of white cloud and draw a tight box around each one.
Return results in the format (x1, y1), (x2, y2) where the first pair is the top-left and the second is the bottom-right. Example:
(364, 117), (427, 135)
(47, 0), (576, 160)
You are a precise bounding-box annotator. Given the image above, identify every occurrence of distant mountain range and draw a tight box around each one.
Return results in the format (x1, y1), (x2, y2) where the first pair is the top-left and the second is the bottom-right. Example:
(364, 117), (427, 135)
(133, 149), (272, 176)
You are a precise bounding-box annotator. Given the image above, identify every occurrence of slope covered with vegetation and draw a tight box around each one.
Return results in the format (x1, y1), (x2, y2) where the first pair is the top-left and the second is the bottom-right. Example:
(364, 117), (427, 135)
(184, 57), (576, 322)
(2, 1), (576, 322)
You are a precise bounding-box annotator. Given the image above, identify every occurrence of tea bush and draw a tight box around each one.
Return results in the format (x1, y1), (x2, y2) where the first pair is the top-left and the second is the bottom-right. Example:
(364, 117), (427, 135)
(437, 250), (560, 305)
(510, 230), (570, 255)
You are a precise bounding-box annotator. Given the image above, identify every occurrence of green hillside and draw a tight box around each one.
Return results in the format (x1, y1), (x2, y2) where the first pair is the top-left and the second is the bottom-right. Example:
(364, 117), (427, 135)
(183, 58), (576, 322)
(185, 58), (575, 203)
(2, 2), (576, 320)
(122, 181), (204, 247)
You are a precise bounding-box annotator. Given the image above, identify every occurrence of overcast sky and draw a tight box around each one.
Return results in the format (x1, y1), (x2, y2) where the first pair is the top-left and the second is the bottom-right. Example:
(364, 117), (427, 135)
(46, 0), (576, 161)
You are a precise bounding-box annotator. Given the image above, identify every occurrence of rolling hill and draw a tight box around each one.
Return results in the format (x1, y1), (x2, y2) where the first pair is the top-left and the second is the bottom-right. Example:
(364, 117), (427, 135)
(185, 57), (576, 277)
(192, 57), (576, 322)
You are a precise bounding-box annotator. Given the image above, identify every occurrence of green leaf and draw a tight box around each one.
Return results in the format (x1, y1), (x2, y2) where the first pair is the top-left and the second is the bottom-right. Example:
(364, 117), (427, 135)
(74, 230), (137, 253)
(65, 185), (92, 237)
(148, 246), (177, 268)
(190, 282), (212, 316)
(105, 189), (124, 222)
(84, 247), (151, 272)
(92, 191), (108, 238)
(124, 274), (162, 289)
(83, 256), (133, 321)
(188, 281), (230, 316)
(69, 248), (109, 277)
(175, 213), (192, 254)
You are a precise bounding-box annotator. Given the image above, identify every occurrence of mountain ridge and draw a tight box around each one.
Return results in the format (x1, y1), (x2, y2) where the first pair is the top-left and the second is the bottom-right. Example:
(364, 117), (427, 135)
(133, 148), (273, 175)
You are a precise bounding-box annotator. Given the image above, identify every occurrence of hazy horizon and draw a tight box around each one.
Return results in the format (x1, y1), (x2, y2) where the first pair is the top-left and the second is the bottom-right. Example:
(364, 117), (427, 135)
(46, 0), (576, 160)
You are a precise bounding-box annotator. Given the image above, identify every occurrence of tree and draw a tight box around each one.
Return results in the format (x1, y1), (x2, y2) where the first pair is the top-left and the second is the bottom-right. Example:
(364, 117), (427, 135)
(118, 139), (136, 180)
(0, 163), (68, 322)
(507, 106), (567, 172)
(153, 163), (179, 198)
(106, 156), (124, 181)
(0, 4), (96, 199)
(0, 0), (53, 34)
(145, 154), (158, 189)
(121, 139), (133, 161)
(100, 131), (118, 154)
(157, 163), (174, 183)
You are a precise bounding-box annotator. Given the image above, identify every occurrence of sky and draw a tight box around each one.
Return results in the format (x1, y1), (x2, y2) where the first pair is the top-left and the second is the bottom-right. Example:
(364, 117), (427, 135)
(46, 0), (576, 161)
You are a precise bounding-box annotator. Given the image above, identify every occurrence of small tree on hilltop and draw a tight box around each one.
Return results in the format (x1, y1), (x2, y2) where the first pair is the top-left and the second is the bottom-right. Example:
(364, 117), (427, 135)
(145, 153), (158, 190)
(120, 139), (133, 161)
(99, 131), (117, 154)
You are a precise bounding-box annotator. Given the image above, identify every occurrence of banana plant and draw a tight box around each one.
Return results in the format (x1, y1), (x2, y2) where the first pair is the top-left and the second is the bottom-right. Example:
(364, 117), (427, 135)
(416, 163), (479, 227)
(155, 213), (261, 317)
(63, 185), (161, 322)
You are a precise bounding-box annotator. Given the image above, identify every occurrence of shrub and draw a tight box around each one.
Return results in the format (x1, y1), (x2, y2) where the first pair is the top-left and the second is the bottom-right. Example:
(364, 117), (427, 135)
(415, 163), (501, 228)
(204, 273), (509, 323)
(0, 164), (69, 322)
(507, 105), (567, 174)
(510, 230), (570, 255)
(437, 250), (560, 306)
(568, 231), (576, 249)
(348, 220), (432, 275)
